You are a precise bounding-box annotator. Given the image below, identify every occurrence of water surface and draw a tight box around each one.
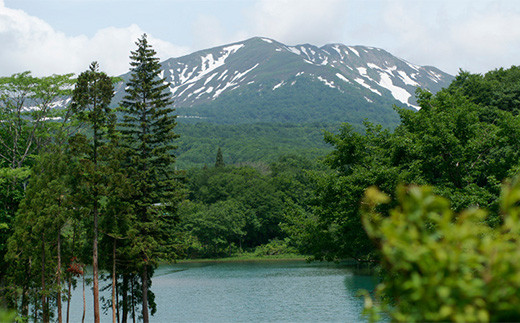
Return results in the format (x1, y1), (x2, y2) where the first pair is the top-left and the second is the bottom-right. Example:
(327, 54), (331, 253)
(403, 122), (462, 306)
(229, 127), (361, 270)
(70, 260), (377, 322)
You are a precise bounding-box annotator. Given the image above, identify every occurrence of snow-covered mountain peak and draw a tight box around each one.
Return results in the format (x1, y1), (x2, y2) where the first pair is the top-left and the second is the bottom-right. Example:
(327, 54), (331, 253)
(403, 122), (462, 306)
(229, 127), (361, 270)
(113, 37), (453, 115)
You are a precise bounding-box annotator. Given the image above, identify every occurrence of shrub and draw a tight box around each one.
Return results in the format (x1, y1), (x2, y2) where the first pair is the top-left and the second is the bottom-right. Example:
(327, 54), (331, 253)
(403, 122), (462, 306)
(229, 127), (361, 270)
(360, 178), (520, 322)
(254, 239), (298, 256)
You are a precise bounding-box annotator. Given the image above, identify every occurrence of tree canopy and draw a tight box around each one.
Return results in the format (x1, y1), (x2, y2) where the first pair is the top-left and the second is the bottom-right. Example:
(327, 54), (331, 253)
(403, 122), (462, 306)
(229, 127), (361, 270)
(296, 67), (520, 261)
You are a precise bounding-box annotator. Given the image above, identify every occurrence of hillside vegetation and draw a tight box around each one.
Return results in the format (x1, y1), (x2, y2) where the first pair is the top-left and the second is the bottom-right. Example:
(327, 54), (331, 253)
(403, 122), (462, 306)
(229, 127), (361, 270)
(1, 33), (519, 322)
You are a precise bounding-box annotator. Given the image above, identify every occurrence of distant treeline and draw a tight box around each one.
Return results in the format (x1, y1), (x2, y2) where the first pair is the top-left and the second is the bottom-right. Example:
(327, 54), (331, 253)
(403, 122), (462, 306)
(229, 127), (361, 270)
(174, 122), (340, 168)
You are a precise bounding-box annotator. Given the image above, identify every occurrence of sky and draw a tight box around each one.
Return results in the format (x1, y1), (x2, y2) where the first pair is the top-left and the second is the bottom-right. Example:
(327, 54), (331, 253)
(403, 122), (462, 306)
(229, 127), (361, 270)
(0, 0), (519, 77)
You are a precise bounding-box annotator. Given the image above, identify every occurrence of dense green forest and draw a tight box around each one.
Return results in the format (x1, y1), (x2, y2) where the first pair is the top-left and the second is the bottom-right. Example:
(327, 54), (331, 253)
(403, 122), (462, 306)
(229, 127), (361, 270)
(174, 122), (338, 168)
(288, 67), (520, 263)
(1, 28), (520, 322)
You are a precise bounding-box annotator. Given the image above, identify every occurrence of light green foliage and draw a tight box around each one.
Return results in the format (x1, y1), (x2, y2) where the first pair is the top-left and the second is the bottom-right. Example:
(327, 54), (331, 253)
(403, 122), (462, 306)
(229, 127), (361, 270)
(361, 180), (520, 322)
(448, 66), (520, 114)
(0, 308), (16, 322)
(0, 71), (75, 169)
(0, 71), (75, 309)
(253, 238), (297, 256)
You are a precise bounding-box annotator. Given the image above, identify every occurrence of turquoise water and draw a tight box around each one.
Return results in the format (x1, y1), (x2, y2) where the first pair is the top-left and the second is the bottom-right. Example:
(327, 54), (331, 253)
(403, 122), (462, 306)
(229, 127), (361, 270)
(69, 261), (377, 322)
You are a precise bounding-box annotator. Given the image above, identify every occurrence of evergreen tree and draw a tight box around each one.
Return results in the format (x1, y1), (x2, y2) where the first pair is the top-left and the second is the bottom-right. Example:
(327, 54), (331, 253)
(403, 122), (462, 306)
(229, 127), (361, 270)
(215, 147), (225, 168)
(119, 34), (183, 323)
(70, 62), (115, 323)
(6, 149), (75, 322)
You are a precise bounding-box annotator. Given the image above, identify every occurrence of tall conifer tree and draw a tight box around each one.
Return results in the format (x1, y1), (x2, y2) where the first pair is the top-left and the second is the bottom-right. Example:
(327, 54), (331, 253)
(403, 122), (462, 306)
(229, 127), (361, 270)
(70, 62), (115, 323)
(215, 147), (225, 168)
(120, 34), (183, 323)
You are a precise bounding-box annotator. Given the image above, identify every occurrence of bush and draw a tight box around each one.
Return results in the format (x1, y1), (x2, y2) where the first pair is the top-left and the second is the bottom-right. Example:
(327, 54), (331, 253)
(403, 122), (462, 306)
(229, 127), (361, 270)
(360, 179), (520, 322)
(254, 239), (298, 256)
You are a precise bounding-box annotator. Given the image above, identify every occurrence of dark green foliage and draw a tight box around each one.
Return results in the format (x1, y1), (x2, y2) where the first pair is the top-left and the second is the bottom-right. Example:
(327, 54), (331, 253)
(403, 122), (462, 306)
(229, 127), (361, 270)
(119, 34), (183, 321)
(302, 67), (520, 261)
(5, 150), (75, 321)
(120, 33), (182, 219)
(175, 122), (337, 169)
(180, 200), (247, 256)
(448, 66), (520, 114)
(70, 61), (116, 323)
(214, 147), (225, 168)
(177, 155), (319, 258)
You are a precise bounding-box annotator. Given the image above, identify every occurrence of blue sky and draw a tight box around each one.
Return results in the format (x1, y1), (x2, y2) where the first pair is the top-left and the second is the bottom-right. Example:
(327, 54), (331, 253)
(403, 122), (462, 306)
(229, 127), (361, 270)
(1, 0), (519, 76)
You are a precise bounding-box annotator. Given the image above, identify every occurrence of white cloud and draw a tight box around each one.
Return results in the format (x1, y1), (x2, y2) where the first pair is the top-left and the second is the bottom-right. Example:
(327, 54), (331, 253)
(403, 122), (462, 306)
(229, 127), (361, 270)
(0, 3), (189, 76)
(192, 14), (226, 50)
(248, 0), (346, 45)
(378, 0), (520, 74)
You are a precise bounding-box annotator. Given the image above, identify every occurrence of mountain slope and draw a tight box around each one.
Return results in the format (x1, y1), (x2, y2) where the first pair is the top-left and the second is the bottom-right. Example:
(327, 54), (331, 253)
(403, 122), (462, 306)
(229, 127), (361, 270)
(114, 37), (453, 126)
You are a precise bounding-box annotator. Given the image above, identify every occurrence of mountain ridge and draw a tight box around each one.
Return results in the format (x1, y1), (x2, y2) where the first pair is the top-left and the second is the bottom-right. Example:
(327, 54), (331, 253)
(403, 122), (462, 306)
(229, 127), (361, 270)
(113, 36), (453, 125)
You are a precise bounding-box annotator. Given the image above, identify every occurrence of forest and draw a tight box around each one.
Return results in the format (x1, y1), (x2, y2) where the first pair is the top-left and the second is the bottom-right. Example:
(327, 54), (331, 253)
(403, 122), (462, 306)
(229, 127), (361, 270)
(1, 30), (520, 322)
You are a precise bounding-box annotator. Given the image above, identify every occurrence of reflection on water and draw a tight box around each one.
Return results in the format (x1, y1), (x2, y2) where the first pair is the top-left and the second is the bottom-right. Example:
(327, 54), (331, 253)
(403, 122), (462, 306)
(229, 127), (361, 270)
(69, 260), (378, 322)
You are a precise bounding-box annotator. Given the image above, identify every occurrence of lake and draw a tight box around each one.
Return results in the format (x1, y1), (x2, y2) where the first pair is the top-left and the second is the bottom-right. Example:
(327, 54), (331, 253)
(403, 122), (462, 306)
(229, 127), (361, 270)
(68, 260), (378, 322)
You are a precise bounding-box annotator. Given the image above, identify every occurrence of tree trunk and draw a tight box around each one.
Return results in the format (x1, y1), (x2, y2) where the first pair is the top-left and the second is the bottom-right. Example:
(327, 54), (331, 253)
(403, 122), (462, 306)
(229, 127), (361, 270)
(20, 285), (28, 318)
(131, 278), (136, 323)
(41, 233), (49, 323)
(21, 258), (31, 317)
(116, 273), (120, 323)
(121, 275), (128, 323)
(82, 273), (86, 323)
(112, 239), (117, 323)
(67, 225), (77, 323)
(92, 125), (100, 323)
(93, 201), (100, 323)
(57, 229), (62, 323)
(141, 266), (149, 323)
(66, 276), (72, 323)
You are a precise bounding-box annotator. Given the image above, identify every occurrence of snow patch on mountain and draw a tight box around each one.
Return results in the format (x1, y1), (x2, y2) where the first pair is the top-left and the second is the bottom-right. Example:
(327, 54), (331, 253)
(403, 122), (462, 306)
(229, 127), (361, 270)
(273, 81), (285, 90)
(355, 78), (382, 95)
(397, 70), (419, 86)
(348, 47), (360, 57)
(231, 63), (259, 82)
(376, 72), (411, 105)
(357, 67), (368, 77)
(336, 73), (351, 84)
(204, 73), (218, 85)
(217, 70), (228, 80)
(287, 47), (301, 56)
(317, 76), (335, 88)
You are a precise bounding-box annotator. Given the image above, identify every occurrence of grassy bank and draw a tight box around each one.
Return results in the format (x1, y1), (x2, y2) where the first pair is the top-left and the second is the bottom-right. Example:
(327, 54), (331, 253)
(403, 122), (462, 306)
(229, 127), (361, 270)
(176, 253), (308, 264)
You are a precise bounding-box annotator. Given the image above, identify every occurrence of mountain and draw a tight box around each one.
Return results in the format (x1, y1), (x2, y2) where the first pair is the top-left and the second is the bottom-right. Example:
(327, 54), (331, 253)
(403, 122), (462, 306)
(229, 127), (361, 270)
(113, 37), (453, 127)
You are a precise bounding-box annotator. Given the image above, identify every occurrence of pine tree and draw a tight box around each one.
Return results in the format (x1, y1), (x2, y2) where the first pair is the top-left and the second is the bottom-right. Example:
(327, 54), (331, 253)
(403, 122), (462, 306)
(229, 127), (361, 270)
(119, 34), (183, 323)
(215, 147), (225, 168)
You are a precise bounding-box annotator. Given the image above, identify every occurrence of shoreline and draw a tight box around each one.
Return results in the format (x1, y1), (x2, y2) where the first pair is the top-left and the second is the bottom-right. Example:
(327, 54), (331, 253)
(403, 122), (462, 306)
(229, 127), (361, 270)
(168, 254), (309, 264)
